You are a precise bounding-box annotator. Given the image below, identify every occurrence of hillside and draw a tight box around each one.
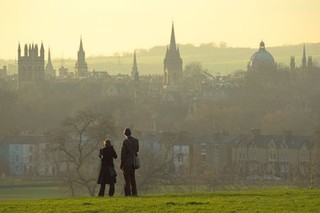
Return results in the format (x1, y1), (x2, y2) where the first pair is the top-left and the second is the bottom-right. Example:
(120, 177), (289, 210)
(2, 43), (320, 76)
(53, 42), (320, 75)
(0, 189), (319, 212)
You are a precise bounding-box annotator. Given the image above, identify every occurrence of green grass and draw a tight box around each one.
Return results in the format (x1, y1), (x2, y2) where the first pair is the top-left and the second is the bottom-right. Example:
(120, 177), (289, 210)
(0, 187), (65, 201)
(0, 189), (320, 212)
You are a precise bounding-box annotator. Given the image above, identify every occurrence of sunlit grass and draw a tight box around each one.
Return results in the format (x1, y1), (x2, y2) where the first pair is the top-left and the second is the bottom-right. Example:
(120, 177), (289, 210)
(1, 189), (320, 212)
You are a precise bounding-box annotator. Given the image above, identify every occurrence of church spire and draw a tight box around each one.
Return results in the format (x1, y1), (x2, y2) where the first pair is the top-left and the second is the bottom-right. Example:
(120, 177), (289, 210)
(45, 48), (55, 79)
(79, 36), (84, 52)
(75, 36), (88, 77)
(302, 44), (307, 69)
(132, 51), (138, 71)
(169, 22), (177, 51)
(131, 50), (139, 81)
(48, 48), (52, 64)
(163, 22), (183, 90)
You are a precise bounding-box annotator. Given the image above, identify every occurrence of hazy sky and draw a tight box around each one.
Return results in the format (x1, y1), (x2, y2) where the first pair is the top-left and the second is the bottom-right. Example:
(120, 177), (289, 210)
(1, 0), (320, 59)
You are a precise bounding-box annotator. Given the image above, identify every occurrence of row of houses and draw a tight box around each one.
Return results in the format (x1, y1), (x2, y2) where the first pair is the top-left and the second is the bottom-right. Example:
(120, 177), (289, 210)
(1, 129), (319, 181)
(156, 129), (320, 180)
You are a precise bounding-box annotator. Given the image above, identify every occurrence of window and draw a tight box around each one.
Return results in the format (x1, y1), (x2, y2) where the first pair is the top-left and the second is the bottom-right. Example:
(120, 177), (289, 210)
(201, 153), (206, 161)
(201, 143), (207, 152)
(177, 153), (183, 163)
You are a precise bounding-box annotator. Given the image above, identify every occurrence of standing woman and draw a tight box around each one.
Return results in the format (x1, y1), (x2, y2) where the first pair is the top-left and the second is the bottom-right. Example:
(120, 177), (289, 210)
(97, 139), (117, 197)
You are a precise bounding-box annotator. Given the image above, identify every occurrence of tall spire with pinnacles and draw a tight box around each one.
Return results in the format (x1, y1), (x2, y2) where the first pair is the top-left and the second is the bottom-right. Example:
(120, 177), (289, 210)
(163, 22), (183, 90)
(75, 36), (88, 77)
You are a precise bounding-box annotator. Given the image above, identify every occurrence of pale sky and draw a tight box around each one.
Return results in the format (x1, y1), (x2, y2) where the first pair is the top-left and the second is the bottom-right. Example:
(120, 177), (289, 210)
(1, 0), (320, 59)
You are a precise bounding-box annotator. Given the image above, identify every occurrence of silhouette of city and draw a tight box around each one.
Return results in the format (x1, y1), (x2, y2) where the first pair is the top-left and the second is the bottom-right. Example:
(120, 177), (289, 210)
(1, 22), (320, 194)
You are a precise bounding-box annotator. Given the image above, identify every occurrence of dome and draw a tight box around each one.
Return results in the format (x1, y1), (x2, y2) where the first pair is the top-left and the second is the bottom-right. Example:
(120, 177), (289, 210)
(247, 41), (275, 72)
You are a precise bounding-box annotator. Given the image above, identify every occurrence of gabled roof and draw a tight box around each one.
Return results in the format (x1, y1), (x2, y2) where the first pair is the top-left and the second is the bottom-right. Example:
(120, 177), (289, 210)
(193, 134), (235, 145)
(249, 135), (312, 149)
(158, 131), (194, 145)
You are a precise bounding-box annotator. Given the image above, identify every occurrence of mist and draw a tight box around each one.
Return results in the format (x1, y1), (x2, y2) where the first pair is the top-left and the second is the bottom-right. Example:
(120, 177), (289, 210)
(1, 23), (320, 200)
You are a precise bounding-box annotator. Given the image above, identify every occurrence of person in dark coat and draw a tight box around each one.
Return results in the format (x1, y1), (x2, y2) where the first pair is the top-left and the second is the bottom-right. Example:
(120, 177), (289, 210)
(97, 139), (117, 197)
(120, 128), (139, 196)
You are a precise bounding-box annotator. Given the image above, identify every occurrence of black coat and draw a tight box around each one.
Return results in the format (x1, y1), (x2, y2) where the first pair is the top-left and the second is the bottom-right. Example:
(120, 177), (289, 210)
(97, 145), (117, 184)
(121, 136), (139, 168)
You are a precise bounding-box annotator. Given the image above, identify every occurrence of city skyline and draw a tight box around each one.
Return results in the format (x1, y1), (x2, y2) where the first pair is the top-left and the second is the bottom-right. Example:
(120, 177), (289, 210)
(1, 0), (320, 59)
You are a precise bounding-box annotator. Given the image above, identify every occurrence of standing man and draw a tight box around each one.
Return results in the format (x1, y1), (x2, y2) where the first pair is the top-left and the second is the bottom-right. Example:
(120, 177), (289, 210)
(120, 128), (139, 196)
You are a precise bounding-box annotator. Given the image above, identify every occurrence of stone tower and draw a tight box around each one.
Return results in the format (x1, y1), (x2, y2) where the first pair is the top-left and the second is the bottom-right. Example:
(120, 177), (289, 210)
(18, 43), (45, 87)
(75, 37), (88, 77)
(163, 23), (183, 90)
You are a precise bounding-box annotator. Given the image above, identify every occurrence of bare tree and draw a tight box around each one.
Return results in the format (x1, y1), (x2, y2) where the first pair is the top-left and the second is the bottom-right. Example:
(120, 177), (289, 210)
(136, 142), (175, 193)
(51, 110), (115, 196)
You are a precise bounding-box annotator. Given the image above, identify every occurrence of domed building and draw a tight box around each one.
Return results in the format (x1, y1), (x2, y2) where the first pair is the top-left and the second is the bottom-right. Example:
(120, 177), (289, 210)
(247, 41), (276, 72)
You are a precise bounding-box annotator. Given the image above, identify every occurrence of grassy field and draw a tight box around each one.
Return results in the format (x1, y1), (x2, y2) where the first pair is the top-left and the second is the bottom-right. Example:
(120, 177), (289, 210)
(0, 189), (320, 212)
(0, 187), (66, 201)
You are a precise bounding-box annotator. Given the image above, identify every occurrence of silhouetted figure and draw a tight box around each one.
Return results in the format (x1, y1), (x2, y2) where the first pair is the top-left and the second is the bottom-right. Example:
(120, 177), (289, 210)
(120, 128), (139, 196)
(98, 139), (117, 197)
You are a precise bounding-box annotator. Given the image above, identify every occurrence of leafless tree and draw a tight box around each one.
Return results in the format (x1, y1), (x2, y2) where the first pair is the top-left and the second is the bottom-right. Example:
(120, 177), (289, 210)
(136, 142), (175, 194)
(51, 110), (115, 196)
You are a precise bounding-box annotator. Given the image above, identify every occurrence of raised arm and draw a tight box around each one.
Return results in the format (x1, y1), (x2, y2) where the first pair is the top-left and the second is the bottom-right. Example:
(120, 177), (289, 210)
(111, 146), (118, 159)
(98, 149), (103, 159)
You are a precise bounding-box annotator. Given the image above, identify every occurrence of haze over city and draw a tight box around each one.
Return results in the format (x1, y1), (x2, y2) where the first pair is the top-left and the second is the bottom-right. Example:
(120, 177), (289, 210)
(1, 0), (320, 59)
(2, 1), (320, 210)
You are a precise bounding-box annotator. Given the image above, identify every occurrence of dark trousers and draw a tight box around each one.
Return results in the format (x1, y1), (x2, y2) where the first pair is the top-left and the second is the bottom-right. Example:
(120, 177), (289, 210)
(98, 183), (115, 197)
(123, 167), (137, 196)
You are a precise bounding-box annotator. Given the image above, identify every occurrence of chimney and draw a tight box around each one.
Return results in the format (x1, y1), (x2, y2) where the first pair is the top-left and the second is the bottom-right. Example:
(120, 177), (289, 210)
(283, 130), (292, 140)
(214, 131), (221, 140)
(251, 128), (261, 137)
